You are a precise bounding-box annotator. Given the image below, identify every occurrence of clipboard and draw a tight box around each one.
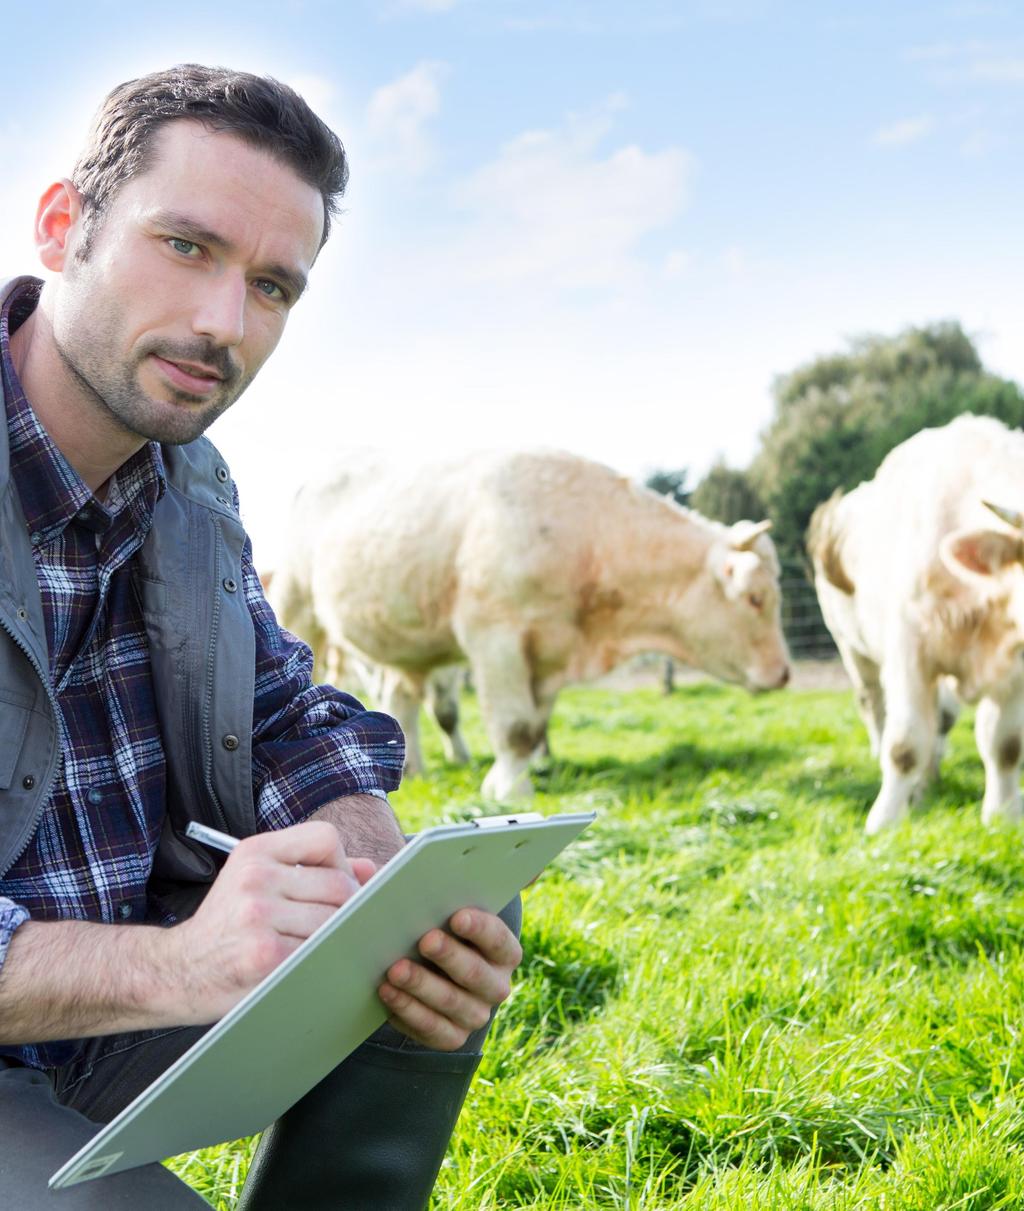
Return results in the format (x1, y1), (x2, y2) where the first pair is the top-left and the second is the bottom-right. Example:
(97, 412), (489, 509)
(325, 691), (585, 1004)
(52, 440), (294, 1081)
(50, 810), (595, 1188)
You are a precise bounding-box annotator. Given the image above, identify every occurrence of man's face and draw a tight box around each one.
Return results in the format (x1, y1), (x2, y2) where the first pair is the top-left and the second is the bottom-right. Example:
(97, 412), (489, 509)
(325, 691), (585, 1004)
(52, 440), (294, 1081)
(49, 120), (324, 445)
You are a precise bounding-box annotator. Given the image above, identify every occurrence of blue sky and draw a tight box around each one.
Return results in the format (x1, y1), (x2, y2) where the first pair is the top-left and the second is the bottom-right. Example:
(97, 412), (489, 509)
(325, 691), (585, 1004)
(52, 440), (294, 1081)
(2, 1), (1022, 565)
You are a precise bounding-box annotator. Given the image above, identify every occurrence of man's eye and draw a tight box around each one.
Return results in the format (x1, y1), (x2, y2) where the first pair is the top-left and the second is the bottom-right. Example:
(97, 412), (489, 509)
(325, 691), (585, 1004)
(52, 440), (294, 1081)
(253, 279), (286, 301)
(169, 238), (200, 257)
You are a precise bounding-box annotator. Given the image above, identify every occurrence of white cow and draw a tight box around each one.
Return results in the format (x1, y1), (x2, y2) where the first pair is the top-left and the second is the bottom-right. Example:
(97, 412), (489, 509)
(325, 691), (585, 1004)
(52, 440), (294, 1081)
(808, 414), (1024, 834)
(272, 449), (791, 799)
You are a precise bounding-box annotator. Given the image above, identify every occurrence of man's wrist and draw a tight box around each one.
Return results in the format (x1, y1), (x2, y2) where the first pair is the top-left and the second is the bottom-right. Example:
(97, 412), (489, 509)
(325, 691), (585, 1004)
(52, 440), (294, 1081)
(309, 792), (406, 866)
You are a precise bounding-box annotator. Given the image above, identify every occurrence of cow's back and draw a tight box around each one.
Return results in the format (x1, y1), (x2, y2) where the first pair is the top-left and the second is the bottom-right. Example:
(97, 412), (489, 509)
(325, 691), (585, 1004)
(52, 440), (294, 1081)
(303, 448), (640, 671)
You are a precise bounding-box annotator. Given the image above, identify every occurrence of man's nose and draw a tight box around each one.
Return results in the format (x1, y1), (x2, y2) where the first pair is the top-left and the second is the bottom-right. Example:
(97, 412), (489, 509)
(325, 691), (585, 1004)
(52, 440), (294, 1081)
(193, 274), (246, 347)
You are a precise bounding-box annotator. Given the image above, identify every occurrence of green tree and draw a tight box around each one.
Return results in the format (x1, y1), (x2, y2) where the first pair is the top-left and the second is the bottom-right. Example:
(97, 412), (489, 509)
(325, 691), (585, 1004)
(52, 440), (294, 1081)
(644, 467), (690, 507)
(748, 321), (1024, 559)
(690, 460), (764, 524)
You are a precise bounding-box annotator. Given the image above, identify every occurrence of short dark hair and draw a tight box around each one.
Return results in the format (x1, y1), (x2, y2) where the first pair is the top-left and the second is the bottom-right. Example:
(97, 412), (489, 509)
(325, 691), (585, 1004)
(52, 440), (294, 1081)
(72, 63), (348, 250)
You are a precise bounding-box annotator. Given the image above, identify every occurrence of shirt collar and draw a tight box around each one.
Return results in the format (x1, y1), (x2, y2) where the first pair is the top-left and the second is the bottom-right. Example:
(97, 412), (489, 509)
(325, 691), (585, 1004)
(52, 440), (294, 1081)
(1, 279), (166, 548)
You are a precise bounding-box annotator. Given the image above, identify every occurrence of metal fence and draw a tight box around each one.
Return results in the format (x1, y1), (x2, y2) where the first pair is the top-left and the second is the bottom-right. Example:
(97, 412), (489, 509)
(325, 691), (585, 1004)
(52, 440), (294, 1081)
(779, 559), (837, 659)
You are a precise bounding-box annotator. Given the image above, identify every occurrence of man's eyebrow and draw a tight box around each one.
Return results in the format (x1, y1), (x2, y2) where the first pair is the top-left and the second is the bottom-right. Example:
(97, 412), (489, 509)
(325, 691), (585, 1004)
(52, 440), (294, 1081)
(148, 208), (309, 301)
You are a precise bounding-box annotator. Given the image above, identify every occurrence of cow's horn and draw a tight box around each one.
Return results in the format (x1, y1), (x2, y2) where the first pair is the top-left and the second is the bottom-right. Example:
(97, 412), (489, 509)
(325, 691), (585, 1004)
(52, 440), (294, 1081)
(730, 519), (773, 551)
(982, 500), (1024, 531)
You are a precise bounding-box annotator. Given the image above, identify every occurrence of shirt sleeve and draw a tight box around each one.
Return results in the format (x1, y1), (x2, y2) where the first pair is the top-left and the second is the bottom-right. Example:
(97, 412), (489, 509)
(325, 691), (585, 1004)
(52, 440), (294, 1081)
(0, 896), (30, 972)
(240, 530), (405, 833)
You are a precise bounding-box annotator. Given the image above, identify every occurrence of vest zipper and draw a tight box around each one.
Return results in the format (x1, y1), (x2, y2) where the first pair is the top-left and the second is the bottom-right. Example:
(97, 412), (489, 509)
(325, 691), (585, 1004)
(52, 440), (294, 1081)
(188, 522), (229, 832)
(0, 612), (62, 877)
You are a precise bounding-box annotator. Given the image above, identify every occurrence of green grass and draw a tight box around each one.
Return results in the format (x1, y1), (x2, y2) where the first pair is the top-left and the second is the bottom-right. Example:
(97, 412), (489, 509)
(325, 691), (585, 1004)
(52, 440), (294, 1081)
(167, 681), (1024, 1208)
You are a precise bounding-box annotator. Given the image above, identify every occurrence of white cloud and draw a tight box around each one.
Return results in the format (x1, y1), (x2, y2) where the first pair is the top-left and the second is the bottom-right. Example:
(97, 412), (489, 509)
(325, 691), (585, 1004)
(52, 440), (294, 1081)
(449, 97), (694, 288)
(288, 73), (337, 119)
(968, 55), (1024, 82)
(365, 61), (447, 175)
(663, 249), (692, 279)
(871, 115), (934, 146)
(906, 43), (958, 62)
(960, 127), (1008, 155)
(393, 0), (461, 10)
(910, 39), (1024, 85)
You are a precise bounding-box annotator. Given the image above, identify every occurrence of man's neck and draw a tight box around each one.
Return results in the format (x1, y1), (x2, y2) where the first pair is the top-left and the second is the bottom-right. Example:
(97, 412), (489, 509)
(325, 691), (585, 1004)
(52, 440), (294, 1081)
(9, 299), (145, 496)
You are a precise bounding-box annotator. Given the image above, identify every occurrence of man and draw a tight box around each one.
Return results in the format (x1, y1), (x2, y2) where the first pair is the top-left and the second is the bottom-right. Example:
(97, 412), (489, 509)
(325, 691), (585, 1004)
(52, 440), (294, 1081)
(0, 64), (522, 1208)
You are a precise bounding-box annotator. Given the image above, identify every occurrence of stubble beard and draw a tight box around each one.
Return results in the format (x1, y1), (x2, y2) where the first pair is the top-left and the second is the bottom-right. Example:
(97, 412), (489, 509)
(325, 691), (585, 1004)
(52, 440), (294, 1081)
(55, 323), (248, 447)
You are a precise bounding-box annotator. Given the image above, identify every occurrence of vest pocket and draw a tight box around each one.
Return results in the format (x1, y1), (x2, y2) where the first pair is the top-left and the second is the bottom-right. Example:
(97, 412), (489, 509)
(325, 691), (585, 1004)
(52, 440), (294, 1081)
(0, 689), (34, 790)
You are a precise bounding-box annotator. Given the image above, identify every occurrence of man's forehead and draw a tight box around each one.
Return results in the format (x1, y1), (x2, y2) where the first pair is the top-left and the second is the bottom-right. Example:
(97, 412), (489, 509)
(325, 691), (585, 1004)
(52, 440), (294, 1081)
(125, 120), (325, 263)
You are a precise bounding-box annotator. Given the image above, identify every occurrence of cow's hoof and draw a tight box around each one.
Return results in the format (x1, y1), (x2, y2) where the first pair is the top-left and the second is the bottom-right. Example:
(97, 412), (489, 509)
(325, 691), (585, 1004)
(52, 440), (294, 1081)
(864, 801), (906, 835)
(482, 765), (534, 801)
(981, 798), (1023, 826)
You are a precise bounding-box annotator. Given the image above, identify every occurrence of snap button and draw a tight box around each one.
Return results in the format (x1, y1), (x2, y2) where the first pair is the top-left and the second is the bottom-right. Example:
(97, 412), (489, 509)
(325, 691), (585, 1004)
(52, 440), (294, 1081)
(22, 774), (35, 790)
(222, 577), (237, 593)
(118, 902), (133, 920)
(222, 734), (240, 751)
(215, 466), (229, 483)
(86, 788), (103, 806)
(16, 608), (27, 621)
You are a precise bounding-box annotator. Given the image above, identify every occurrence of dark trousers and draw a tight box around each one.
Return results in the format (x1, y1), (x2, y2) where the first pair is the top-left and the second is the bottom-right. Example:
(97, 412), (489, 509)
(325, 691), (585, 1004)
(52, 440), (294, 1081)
(0, 896), (521, 1209)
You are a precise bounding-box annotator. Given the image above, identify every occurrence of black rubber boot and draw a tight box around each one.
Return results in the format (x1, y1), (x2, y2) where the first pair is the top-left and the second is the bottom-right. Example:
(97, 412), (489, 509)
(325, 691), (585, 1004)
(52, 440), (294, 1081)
(236, 896), (521, 1211)
(235, 1032), (482, 1211)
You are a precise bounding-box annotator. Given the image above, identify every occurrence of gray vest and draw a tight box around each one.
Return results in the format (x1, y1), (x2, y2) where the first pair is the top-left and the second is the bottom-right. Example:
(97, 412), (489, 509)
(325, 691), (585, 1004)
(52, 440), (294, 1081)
(0, 276), (256, 911)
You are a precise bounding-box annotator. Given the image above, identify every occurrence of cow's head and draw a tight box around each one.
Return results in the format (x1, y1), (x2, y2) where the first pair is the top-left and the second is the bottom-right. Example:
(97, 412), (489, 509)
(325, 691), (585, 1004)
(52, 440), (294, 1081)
(939, 500), (1024, 670)
(693, 519), (791, 692)
(940, 501), (1024, 587)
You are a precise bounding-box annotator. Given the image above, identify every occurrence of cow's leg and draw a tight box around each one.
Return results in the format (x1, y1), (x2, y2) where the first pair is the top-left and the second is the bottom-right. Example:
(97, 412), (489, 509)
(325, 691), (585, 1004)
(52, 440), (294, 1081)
(975, 692), (1024, 825)
(835, 640), (885, 756)
(465, 631), (548, 801)
(865, 655), (936, 834)
(527, 684), (561, 767)
(325, 643), (347, 690)
(379, 669), (427, 778)
(426, 667), (471, 765)
(928, 677), (961, 783)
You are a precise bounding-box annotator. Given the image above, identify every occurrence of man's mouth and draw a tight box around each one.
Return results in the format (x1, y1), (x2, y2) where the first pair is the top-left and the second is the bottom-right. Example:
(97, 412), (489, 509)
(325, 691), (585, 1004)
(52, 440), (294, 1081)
(151, 354), (225, 396)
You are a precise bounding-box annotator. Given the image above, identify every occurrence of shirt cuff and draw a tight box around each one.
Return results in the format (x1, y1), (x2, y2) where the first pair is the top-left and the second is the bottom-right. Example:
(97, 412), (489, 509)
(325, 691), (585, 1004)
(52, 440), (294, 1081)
(0, 898), (30, 970)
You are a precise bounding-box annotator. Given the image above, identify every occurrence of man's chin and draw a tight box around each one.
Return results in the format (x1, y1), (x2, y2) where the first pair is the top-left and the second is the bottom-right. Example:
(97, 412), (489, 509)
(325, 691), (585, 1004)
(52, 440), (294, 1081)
(116, 393), (231, 446)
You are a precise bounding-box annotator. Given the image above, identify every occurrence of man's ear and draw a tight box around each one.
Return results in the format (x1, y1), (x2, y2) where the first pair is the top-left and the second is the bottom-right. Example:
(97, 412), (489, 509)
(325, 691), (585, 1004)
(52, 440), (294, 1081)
(34, 179), (85, 272)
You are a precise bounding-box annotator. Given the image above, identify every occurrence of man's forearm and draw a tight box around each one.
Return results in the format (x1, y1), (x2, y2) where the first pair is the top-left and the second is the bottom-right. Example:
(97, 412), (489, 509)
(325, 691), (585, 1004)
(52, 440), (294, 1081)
(0, 798), (405, 1046)
(310, 793), (406, 867)
(0, 919), (185, 1044)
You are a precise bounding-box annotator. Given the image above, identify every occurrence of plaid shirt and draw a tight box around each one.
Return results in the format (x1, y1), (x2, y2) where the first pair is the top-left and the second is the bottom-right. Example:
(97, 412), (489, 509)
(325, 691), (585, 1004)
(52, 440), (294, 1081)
(0, 281), (404, 1068)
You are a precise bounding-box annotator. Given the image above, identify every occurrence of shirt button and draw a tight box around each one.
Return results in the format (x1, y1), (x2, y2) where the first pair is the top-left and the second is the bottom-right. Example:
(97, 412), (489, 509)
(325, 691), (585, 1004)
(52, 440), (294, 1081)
(222, 734), (240, 751)
(86, 788), (103, 805)
(118, 902), (133, 920)
(22, 775), (36, 790)
(29, 530), (42, 544)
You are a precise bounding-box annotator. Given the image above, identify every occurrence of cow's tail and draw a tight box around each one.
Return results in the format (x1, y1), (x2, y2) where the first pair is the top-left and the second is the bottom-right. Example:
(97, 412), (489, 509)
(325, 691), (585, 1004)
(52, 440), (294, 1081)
(807, 490), (855, 594)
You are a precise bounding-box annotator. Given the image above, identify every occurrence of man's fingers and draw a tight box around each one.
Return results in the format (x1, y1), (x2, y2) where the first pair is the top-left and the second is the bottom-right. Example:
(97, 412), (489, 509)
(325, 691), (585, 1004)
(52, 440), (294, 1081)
(385, 957), (493, 1033)
(377, 982), (475, 1051)
(228, 855), (358, 907)
(448, 909), (524, 971)
(237, 820), (352, 871)
(242, 896), (340, 943)
(350, 857), (377, 886)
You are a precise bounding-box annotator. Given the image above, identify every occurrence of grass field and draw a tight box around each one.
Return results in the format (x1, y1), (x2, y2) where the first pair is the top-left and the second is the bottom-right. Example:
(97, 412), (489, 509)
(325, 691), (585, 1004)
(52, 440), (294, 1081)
(169, 680), (1024, 1209)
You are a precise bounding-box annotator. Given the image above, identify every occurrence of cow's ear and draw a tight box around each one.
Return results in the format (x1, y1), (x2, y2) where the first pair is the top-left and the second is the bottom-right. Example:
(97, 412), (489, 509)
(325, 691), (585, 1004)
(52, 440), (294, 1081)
(940, 528), (1023, 582)
(729, 519), (772, 552)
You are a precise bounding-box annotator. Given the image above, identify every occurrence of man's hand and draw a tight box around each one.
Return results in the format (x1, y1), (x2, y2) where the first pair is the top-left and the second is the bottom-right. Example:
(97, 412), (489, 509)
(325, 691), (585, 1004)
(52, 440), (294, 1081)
(378, 909), (523, 1051)
(167, 820), (373, 1023)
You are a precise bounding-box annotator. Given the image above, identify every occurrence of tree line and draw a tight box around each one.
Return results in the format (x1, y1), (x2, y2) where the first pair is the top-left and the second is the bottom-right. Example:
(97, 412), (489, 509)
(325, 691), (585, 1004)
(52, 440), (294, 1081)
(647, 321), (1024, 564)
